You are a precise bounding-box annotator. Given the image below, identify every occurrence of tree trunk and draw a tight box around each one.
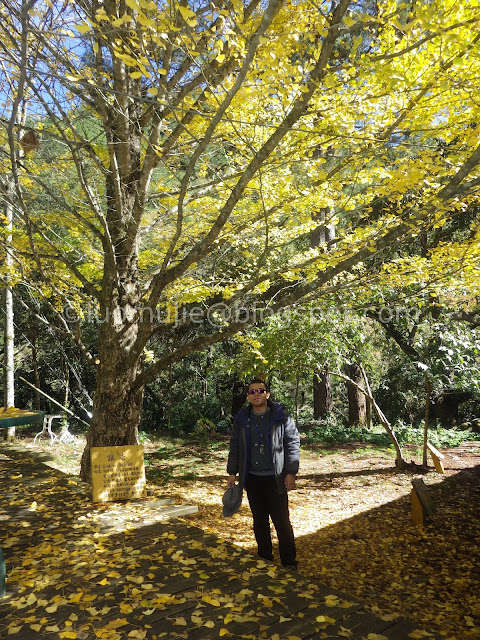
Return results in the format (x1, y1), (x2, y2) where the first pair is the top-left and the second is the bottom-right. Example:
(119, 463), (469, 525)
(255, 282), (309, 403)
(166, 363), (173, 429)
(345, 363), (366, 426)
(366, 395), (373, 428)
(79, 104), (147, 481)
(311, 210), (335, 422)
(294, 375), (300, 426)
(423, 376), (431, 466)
(310, 207), (335, 248)
(80, 331), (144, 482)
(3, 181), (15, 441)
(29, 315), (41, 410)
(231, 377), (247, 416)
(313, 371), (333, 419)
(63, 356), (70, 409)
(79, 251), (144, 481)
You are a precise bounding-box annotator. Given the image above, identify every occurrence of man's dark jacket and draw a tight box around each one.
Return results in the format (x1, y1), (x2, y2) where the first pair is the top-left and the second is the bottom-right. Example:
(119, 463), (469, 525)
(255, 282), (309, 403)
(227, 401), (300, 494)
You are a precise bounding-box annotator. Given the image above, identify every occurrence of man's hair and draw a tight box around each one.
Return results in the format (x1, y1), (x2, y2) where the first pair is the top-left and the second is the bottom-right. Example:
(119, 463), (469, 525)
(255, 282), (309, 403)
(248, 378), (269, 392)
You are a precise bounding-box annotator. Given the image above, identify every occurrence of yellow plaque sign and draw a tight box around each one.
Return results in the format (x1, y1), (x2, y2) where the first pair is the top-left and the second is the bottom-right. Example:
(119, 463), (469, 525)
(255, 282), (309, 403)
(91, 445), (147, 503)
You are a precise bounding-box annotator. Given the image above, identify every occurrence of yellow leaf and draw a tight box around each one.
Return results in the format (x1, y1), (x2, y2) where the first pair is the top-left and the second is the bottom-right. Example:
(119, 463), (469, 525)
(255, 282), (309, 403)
(26, 593), (37, 605)
(70, 592), (83, 603)
(125, 0), (141, 10)
(316, 615), (336, 624)
(137, 13), (156, 27)
(380, 614), (398, 622)
(97, 578), (109, 586)
(108, 619), (129, 629)
(204, 621), (215, 628)
(173, 617), (187, 626)
(30, 625), (43, 633)
(129, 71), (143, 79)
(83, 594), (97, 602)
(8, 626), (23, 635)
(76, 23), (91, 34)
(46, 604), (58, 613)
(127, 576), (144, 584)
(46, 625), (60, 632)
(178, 6), (196, 20)
(147, 87), (158, 96)
(120, 603), (134, 614)
(219, 630), (230, 637)
(59, 633), (78, 639)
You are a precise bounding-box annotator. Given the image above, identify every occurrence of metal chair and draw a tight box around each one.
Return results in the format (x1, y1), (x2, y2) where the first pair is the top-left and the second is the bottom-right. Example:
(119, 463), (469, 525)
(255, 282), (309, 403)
(34, 414), (62, 443)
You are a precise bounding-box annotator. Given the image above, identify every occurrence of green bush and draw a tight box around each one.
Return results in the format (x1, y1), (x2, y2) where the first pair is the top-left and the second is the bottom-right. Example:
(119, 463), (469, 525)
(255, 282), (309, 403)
(192, 417), (216, 445)
(304, 421), (480, 447)
(167, 393), (223, 434)
(304, 424), (390, 446)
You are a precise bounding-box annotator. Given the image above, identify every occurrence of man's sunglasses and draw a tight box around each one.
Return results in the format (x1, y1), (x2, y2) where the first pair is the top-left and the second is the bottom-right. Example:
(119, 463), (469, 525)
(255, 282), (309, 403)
(248, 389), (267, 395)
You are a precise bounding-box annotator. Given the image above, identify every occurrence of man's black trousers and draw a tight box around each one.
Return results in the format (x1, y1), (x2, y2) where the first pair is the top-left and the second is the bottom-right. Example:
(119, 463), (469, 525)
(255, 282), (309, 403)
(245, 473), (296, 566)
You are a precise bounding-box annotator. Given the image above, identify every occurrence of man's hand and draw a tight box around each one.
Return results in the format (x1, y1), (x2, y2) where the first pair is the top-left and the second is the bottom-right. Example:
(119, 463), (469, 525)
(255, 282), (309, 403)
(284, 474), (296, 492)
(227, 474), (237, 488)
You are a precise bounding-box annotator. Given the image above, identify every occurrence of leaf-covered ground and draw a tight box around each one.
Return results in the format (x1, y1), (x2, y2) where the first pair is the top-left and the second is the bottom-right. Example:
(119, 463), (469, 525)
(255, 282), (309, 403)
(25, 435), (480, 640)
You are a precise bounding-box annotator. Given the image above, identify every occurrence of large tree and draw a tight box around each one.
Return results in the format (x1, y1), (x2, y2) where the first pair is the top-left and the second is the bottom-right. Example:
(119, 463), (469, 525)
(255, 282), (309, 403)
(1, 0), (480, 480)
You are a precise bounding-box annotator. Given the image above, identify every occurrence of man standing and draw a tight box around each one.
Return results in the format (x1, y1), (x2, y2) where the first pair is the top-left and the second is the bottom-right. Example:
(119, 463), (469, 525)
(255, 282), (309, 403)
(226, 378), (300, 568)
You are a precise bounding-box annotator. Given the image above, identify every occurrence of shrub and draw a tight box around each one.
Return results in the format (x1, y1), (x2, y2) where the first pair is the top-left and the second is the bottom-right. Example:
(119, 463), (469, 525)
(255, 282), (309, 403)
(193, 417), (216, 445)
(167, 393), (223, 434)
(304, 421), (480, 447)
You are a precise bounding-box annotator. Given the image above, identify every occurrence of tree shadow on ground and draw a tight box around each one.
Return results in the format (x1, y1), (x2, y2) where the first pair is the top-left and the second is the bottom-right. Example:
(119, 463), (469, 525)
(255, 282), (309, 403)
(295, 464), (480, 638)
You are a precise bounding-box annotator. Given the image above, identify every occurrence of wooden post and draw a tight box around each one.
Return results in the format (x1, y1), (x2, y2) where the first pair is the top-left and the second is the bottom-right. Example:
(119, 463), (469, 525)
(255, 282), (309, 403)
(411, 489), (424, 526)
(426, 442), (445, 474)
(411, 478), (436, 526)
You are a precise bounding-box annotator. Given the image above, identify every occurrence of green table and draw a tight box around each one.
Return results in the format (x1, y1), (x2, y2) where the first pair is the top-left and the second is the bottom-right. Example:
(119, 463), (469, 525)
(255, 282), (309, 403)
(0, 410), (45, 429)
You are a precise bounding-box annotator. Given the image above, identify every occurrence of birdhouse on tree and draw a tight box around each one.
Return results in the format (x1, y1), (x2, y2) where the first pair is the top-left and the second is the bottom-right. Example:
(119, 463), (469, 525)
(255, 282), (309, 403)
(20, 130), (40, 155)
